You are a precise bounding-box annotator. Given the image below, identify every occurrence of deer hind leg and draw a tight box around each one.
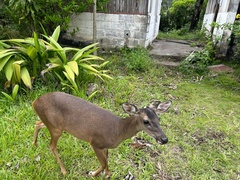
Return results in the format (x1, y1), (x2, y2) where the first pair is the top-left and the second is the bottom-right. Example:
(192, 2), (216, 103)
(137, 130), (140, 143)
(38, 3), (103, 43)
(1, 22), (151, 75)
(104, 149), (110, 178)
(89, 147), (110, 178)
(49, 129), (66, 175)
(32, 121), (46, 146)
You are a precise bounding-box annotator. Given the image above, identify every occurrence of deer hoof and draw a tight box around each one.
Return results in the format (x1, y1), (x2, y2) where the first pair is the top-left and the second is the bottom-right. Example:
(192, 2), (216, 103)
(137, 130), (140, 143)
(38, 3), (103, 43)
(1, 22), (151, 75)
(87, 171), (95, 176)
(61, 168), (67, 175)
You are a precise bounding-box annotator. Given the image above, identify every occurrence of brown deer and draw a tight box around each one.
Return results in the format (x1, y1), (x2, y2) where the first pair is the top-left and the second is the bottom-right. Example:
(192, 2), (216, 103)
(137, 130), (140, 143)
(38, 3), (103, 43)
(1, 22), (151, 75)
(32, 92), (171, 178)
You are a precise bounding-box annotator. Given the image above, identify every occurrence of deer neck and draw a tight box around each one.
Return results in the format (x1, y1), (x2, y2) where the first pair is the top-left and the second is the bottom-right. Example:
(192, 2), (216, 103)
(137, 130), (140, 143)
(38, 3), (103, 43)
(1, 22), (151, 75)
(115, 116), (141, 143)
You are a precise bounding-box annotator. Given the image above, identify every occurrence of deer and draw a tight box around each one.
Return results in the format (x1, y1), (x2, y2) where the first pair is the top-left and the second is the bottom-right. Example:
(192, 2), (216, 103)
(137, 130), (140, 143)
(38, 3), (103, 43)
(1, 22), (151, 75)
(32, 92), (171, 178)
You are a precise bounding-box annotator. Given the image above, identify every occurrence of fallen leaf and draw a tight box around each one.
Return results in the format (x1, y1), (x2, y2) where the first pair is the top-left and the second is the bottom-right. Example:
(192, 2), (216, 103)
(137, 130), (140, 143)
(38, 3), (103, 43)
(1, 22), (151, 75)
(124, 171), (134, 180)
(35, 155), (41, 162)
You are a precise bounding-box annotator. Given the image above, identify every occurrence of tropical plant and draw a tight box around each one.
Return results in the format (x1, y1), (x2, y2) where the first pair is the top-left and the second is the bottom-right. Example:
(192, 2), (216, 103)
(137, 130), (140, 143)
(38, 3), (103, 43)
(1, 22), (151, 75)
(41, 26), (112, 94)
(1, 84), (19, 102)
(0, 33), (46, 90)
(0, 26), (112, 95)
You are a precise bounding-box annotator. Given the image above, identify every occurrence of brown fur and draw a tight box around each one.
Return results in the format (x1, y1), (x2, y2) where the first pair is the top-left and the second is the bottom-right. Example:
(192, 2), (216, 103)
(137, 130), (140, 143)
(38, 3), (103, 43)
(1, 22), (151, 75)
(32, 92), (171, 178)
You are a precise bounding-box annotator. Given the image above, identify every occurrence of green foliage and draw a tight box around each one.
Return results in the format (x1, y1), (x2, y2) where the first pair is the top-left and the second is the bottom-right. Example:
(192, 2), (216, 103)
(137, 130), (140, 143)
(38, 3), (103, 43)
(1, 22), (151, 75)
(1, 84), (19, 102)
(1, 0), (109, 36)
(41, 26), (112, 95)
(179, 41), (217, 75)
(120, 47), (151, 73)
(0, 33), (47, 89)
(169, 0), (195, 29)
(160, 0), (207, 32)
(231, 17), (240, 62)
(210, 22), (233, 46)
(0, 26), (112, 96)
(160, 0), (195, 31)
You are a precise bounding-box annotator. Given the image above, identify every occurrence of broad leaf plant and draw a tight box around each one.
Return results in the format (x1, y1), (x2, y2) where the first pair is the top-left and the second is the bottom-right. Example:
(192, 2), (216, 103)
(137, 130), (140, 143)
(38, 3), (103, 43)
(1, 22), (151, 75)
(0, 26), (112, 98)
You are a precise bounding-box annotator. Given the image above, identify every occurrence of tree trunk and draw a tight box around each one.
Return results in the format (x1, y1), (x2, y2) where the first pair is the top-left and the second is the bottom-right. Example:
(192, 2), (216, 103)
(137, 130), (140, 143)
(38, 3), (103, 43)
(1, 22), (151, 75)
(189, 0), (204, 31)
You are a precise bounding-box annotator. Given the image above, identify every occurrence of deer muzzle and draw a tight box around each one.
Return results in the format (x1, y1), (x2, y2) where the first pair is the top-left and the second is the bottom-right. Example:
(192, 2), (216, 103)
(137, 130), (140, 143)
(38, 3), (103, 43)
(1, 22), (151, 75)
(156, 136), (168, 145)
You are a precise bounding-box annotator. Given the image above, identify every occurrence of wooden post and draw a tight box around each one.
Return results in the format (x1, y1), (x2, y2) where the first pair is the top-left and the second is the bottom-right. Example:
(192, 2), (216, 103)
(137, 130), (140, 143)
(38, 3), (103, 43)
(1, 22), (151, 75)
(93, 0), (97, 55)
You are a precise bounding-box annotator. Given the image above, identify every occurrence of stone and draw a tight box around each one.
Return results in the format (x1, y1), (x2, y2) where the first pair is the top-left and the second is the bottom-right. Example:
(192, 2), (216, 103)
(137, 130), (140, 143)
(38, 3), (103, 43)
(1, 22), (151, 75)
(208, 64), (233, 72)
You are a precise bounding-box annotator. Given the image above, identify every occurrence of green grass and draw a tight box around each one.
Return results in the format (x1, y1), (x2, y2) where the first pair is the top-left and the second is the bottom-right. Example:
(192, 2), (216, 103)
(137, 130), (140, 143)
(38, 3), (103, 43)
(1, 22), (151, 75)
(157, 29), (208, 46)
(0, 49), (240, 179)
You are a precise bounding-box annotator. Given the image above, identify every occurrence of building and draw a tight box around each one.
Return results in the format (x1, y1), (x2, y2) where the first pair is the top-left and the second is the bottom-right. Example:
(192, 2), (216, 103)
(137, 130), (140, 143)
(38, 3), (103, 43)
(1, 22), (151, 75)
(202, 0), (240, 56)
(66, 0), (162, 48)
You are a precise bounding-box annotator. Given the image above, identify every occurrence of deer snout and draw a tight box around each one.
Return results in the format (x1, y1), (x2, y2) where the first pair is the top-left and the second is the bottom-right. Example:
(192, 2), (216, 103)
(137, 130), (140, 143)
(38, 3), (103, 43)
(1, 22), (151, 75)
(156, 136), (168, 145)
(161, 137), (168, 144)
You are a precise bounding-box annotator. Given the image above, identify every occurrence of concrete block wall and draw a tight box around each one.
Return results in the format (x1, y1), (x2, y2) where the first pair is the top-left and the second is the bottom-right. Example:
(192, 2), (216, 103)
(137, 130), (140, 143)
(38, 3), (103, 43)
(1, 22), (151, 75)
(67, 12), (148, 48)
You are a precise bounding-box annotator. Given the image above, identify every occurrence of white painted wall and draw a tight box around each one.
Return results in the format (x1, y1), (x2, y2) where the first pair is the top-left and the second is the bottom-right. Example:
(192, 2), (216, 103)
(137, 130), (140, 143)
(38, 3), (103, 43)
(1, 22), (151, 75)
(145, 0), (162, 47)
(202, 0), (239, 55)
(66, 0), (162, 48)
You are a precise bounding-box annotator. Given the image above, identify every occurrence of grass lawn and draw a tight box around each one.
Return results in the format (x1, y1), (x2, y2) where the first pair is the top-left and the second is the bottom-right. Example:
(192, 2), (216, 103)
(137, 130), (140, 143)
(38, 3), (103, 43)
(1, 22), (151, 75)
(0, 50), (239, 179)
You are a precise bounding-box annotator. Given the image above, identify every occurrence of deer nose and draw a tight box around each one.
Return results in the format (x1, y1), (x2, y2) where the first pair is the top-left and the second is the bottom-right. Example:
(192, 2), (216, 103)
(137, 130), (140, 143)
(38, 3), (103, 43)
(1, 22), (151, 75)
(161, 137), (168, 144)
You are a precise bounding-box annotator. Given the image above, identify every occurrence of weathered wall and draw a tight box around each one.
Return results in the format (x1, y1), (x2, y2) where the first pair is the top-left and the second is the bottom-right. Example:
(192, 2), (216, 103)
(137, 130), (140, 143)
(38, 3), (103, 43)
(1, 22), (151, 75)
(67, 12), (148, 48)
(66, 0), (162, 48)
(145, 0), (161, 47)
(202, 0), (240, 56)
(104, 0), (148, 14)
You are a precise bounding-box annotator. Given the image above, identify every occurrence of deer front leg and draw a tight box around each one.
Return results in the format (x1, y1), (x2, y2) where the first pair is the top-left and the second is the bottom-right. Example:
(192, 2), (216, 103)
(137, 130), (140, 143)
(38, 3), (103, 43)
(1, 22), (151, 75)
(88, 146), (110, 178)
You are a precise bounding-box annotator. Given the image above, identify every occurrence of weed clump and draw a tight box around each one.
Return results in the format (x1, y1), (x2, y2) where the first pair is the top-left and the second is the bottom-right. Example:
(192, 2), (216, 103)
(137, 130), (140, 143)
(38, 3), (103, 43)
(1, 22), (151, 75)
(179, 41), (218, 75)
(121, 47), (151, 73)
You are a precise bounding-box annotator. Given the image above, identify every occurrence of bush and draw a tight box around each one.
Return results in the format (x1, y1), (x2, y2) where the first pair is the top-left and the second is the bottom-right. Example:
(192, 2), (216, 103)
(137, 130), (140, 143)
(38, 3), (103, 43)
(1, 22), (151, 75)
(160, 0), (195, 31)
(160, 0), (207, 32)
(231, 16), (240, 62)
(0, 26), (112, 97)
(179, 41), (217, 75)
(1, 0), (109, 37)
(121, 47), (151, 73)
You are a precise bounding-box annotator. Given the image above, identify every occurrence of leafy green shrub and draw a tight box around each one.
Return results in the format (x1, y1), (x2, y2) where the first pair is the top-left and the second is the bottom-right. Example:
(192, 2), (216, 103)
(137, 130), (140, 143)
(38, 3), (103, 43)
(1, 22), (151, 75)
(1, 84), (19, 102)
(1, 0), (109, 36)
(0, 26), (112, 96)
(121, 47), (151, 73)
(231, 16), (240, 62)
(42, 26), (112, 95)
(160, 0), (195, 31)
(160, 0), (207, 32)
(179, 42), (217, 75)
(0, 33), (46, 90)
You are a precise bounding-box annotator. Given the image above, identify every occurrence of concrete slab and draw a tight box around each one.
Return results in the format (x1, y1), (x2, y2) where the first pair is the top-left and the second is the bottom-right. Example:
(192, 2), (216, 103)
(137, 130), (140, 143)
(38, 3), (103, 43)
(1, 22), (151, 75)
(156, 61), (180, 68)
(149, 39), (202, 61)
(208, 64), (233, 72)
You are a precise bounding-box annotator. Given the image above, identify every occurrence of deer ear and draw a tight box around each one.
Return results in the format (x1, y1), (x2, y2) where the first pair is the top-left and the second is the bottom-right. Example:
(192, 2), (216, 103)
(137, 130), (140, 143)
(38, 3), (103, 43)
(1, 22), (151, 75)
(149, 100), (172, 113)
(149, 100), (161, 110)
(122, 103), (138, 115)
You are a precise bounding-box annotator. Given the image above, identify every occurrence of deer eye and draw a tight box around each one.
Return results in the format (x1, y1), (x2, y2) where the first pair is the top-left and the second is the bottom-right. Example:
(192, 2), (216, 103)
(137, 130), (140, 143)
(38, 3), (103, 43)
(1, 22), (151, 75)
(143, 120), (150, 125)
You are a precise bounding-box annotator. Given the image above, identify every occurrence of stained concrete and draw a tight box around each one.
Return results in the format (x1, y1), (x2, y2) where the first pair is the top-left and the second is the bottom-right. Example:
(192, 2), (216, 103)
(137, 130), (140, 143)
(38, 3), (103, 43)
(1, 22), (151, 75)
(149, 39), (203, 67)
